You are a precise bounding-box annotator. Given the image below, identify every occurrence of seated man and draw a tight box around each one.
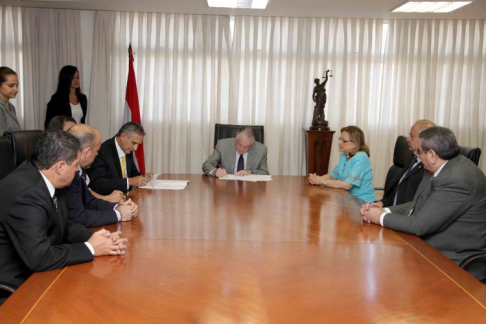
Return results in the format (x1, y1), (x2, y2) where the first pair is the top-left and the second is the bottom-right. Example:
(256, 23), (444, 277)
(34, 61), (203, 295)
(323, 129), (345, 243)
(378, 120), (435, 207)
(87, 121), (152, 195)
(45, 115), (77, 131)
(0, 131), (127, 294)
(361, 127), (486, 282)
(64, 124), (139, 227)
(202, 126), (269, 177)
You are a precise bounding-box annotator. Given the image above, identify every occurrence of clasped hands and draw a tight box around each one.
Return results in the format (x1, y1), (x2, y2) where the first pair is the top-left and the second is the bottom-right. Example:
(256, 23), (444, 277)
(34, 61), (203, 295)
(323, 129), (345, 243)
(116, 198), (139, 222)
(360, 201), (384, 224)
(129, 173), (154, 187)
(308, 173), (325, 185)
(88, 229), (127, 256)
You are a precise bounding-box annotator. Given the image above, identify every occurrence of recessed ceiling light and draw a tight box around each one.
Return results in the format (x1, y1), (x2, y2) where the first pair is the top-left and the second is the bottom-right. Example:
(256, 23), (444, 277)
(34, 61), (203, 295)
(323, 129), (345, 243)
(392, 1), (474, 13)
(207, 0), (269, 9)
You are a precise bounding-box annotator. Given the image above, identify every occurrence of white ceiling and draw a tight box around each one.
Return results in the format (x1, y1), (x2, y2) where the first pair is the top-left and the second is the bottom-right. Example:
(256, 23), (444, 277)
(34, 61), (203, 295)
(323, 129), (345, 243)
(3, 0), (486, 19)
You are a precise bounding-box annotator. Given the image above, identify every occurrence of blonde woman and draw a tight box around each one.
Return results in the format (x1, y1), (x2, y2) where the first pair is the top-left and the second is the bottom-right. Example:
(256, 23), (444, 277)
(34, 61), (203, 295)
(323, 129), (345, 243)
(309, 126), (376, 203)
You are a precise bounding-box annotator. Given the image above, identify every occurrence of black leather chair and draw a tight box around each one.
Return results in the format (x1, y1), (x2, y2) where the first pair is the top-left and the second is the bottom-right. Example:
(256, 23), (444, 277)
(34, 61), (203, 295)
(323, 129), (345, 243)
(0, 284), (15, 305)
(460, 253), (486, 284)
(459, 146), (481, 166)
(214, 124), (264, 147)
(0, 135), (16, 181)
(5, 130), (44, 167)
(383, 136), (409, 191)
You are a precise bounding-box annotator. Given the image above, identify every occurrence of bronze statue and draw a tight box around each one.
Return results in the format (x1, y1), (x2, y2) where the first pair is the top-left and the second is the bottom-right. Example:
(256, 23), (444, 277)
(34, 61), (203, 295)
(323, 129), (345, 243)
(311, 70), (332, 130)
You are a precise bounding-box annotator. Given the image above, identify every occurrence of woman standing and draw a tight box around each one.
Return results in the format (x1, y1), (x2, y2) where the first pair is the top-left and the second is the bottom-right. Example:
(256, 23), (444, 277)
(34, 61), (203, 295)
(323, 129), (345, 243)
(0, 67), (21, 135)
(308, 125), (376, 203)
(45, 65), (87, 129)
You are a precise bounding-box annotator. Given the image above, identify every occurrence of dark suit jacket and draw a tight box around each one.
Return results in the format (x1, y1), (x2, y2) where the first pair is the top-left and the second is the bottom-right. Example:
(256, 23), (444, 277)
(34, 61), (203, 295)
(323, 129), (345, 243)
(0, 161), (94, 290)
(386, 155), (486, 270)
(381, 153), (425, 207)
(44, 93), (88, 128)
(87, 137), (141, 195)
(63, 170), (118, 227)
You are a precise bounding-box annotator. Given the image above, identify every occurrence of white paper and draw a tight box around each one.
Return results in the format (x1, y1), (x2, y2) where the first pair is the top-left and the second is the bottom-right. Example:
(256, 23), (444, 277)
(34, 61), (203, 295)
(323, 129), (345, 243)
(140, 179), (189, 190)
(219, 175), (272, 182)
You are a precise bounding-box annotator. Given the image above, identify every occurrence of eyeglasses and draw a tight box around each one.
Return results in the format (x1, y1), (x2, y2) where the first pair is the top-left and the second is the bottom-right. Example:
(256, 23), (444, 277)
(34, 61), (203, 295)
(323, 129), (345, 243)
(338, 137), (352, 143)
(415, 148), (428, 155)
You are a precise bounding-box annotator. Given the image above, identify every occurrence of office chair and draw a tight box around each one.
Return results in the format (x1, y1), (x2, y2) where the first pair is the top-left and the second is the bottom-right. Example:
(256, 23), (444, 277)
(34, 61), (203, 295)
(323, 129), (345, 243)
(5, 130), (43, 167)
(459, 146), (481, 166)
(379, 136), (410, 191)
(0, 135), (16, 181)
(213, 124), (264, 147)
(0, 284), (15, 305)
(459, 253), (486, 284)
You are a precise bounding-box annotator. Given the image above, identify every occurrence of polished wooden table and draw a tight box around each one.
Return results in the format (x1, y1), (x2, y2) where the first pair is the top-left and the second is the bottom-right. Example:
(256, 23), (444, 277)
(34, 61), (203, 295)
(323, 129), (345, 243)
(1, 175), (486, 322)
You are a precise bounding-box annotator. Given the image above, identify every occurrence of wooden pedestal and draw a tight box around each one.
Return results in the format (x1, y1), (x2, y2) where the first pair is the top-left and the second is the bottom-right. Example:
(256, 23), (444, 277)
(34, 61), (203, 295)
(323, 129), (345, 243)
(305, 129), (335, 175)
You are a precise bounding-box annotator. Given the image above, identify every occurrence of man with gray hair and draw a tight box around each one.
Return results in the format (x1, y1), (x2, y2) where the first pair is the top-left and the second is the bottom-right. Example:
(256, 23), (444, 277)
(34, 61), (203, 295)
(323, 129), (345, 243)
(64, 124), (139, 227)
(203, 126), (269, 177)
(361, 126), (486, 282)
(88, 122), (153, 194)
(377, 119), (436, 207)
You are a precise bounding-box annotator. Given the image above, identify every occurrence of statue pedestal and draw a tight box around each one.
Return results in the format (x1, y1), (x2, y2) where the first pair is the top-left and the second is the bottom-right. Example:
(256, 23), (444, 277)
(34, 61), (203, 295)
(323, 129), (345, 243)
(305, 129), (335, 175)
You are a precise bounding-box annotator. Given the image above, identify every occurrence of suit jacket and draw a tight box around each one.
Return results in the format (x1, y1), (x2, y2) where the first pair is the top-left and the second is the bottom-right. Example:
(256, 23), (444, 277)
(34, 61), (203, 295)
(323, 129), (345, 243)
(44, 93), (88, 129)
(0, 161), (94, 290)
(63, 170), (118, 227)
(381, 153), (425, 207)
(202, 138), (269, 175)
(0, 100), (21, 135)
(386, 155), (486, 266)
(87, 137), (141, 195)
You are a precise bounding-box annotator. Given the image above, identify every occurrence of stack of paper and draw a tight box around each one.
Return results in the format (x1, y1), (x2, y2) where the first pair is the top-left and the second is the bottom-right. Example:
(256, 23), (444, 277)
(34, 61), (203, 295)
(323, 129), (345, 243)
(219, 175), (272, 182)
(140, 180), (189, 190)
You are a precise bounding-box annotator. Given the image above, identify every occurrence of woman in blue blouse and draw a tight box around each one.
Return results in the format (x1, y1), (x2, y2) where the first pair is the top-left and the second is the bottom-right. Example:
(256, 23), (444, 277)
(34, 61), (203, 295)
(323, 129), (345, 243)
(308, 126), (376, 203)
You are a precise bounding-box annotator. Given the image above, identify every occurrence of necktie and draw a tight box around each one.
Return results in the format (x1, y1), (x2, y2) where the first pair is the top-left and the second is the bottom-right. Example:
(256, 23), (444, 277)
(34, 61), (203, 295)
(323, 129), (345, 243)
(237, 154), (244, 172)
(393, 156), (419, 205)
(51, 195), (58, 212)
(120, 155), (127, 178)
(80, 170), (87, 184)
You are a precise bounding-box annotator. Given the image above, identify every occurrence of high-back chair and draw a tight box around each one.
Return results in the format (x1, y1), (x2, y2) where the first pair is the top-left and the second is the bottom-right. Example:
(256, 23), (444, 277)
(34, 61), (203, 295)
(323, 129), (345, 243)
(214, 124), (264, 148)
(5, 130), (44, 166)
(0, 135), (16, 181)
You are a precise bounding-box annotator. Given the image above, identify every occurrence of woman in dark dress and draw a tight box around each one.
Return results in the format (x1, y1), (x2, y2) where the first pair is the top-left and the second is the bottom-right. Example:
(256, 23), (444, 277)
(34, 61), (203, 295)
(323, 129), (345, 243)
(45, 65), (87, 129)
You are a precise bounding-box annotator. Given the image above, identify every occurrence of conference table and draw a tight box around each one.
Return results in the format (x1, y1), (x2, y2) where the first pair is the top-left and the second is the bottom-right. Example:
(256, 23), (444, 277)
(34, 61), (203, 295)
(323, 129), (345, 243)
(1, 175), (486, 322)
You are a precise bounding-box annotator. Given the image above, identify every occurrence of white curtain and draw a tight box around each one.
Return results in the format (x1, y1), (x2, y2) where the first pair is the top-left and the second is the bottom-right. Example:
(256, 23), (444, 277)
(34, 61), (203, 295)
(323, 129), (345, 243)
(90, 12), (231, 174)
(231, 17), (384, 177)
(21, 8), (83, 130)
(0, 6), (23, 127)
(378, 19), (486, 178)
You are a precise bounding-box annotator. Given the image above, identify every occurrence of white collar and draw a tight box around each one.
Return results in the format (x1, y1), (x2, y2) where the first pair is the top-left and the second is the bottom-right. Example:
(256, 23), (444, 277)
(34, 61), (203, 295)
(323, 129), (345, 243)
(114, 137), (125, 159)
(434, 161), (448, 177)
(39, 171), (55, 197)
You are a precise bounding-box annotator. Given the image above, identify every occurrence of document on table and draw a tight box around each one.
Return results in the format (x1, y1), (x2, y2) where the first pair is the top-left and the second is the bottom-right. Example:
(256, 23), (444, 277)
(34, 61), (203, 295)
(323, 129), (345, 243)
(219, 175), (272, 182)
(140, 179), (189, 190)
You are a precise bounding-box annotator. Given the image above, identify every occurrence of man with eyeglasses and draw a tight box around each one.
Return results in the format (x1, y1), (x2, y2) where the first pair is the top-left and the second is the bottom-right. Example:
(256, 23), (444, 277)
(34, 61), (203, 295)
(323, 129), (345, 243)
(361, 126), (486, 283)
(375, 120), (435, 207)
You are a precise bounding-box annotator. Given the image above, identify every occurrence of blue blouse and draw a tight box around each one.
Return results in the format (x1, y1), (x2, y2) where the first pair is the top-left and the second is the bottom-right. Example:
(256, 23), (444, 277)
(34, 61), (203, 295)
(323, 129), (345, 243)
(330, 151), (376, 203)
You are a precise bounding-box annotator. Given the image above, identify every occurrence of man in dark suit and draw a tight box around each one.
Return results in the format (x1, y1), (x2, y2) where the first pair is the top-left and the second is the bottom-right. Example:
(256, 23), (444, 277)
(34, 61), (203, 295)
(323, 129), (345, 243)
(87, 122), (152, 195)
(64, 124), (139, 227)
(378, 120), (435, 207)
(202, 126), (269, 177)
(361, 127), (486, 282)
(0, 131), (127, 295)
